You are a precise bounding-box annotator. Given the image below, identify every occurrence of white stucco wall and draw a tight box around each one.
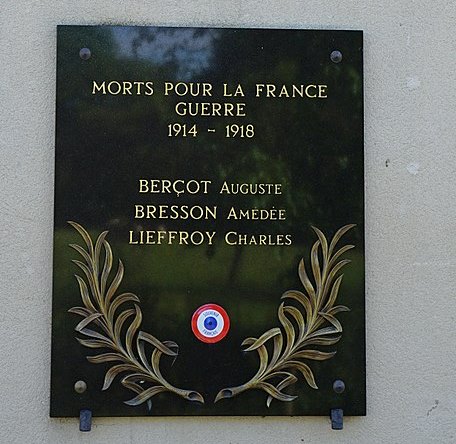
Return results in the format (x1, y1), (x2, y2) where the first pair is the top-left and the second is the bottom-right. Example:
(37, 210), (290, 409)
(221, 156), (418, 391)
(1, 1), (455, 443)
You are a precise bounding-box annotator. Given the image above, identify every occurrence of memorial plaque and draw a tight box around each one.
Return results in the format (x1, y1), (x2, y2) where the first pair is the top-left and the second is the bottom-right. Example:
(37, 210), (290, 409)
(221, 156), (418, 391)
(51, 25), (365, 417)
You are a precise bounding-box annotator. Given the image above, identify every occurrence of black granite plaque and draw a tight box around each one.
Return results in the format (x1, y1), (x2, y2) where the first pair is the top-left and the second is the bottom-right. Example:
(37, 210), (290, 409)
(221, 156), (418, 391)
(51, 25), (365, 417)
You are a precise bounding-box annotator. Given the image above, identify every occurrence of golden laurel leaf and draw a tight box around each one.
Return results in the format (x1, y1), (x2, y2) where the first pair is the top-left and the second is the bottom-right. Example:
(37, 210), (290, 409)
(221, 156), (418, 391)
(215, 224), (355, 407)
(68, 221), (204, 408)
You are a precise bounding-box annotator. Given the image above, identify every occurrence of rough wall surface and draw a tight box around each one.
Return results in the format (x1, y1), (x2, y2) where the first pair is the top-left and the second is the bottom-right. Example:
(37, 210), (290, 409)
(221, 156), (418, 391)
(1, 1), (455, 443)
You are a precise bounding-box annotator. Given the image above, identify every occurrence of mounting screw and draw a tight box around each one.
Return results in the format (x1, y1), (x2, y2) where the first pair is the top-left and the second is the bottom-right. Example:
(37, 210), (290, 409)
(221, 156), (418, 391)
(330, 50), (343, 63)
(74, 380), (87, 394)
(79, 47), (91, 60)
(333, 379), (345, 394)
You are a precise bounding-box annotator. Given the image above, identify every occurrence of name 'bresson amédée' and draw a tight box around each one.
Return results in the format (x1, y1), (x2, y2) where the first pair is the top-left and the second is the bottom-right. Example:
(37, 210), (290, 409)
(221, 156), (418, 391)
(133, 205), (286, 221)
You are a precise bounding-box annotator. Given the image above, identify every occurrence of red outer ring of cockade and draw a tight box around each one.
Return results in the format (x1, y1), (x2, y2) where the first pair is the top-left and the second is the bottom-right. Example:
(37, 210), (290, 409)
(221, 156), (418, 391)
(191, 303), (230, 344)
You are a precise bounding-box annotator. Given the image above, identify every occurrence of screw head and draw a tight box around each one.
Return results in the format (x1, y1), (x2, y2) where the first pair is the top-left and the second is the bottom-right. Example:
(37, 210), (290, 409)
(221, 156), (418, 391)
(330, 50), (343, 63)
(333, 379), (345, 394)
(74, 380), (87, 394)
(79, 48), (91, 60)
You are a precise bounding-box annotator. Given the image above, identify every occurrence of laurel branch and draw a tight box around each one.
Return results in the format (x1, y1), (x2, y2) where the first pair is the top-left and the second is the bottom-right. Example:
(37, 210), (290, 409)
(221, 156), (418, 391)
(215, 224), (355, 407)
(68, 221), (204, 407)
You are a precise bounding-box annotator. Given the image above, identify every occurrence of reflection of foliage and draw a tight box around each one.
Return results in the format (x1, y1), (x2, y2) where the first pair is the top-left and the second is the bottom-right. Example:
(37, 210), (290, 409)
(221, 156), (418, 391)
(55, 26), (364, 297)
(68, 221), (204, 407)
(203, 30), (364, 243)
(215, 225), (354, 406)
(124, 27), (219, 78)
(56, 27), (363, 249)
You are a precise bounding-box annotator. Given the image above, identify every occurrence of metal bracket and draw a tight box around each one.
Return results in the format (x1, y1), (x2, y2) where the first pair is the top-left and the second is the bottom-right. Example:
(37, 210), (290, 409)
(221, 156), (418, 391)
(330, 408), (343, 430)
(79, 409), (92, 432)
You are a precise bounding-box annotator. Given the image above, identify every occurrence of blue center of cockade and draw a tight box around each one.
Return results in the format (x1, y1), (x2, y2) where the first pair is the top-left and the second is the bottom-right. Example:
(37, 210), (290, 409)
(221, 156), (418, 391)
(204, 316), (217, 330)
